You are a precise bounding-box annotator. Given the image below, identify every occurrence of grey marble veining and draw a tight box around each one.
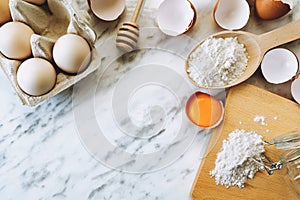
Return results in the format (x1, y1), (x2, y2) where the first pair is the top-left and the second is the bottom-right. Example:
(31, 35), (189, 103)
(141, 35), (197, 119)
(1, 0), (300, 199)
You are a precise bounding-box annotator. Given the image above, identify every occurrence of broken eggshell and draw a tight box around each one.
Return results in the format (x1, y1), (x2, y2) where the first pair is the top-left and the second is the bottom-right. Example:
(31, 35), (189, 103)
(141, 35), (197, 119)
(255, 0), (293, 20)
(261, 48), (298, 84)
(291, 75), (300, 104)
(157, 0), (196, 36)
(88, 0), (125, 21)
(213, 0), (250, 30)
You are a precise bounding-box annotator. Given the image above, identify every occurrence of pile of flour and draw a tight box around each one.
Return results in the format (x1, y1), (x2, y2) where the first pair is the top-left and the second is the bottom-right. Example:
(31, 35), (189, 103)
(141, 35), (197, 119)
(187, 37), (248, 87)
(210, 129), (265, 188)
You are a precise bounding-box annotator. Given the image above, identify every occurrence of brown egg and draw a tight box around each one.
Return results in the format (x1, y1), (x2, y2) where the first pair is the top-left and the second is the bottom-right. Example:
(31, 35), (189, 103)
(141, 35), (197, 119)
(0, 0), (11, 25)
(255, 0), (292, 20)
(0, 22), (34, 60)
(17, 58), (57, 96)
(53, 34), (91, 74)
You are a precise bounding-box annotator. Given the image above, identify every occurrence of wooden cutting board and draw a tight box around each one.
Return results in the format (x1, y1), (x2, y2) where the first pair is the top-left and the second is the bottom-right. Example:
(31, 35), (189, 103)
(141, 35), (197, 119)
(191, 83), (300, 200)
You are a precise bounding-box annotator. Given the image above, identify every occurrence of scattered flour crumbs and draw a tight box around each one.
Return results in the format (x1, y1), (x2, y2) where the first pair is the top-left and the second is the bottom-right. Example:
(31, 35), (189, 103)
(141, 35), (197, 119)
(187, 37), (248, 87)
(253, 115), (267, 126)
(210, 129), (265, 188)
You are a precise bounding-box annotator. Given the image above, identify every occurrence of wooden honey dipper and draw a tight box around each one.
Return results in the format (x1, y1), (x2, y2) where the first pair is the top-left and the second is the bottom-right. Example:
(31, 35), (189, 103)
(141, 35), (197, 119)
(116, 0), (144, 52)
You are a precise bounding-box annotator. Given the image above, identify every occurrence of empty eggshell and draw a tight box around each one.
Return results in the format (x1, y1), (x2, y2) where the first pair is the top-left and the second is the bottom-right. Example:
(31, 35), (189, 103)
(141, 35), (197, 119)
(261, 48), (298, 84)
(214, 0), (250, 30)
(291, 75), (300, 104)
(23, 0), (46, 5)
(157, 0), (196, 36)
(0, 21), (34, 60)
(88, 0), (125, 21)
(17, 58), (57, 96)
(53, 34), (91, 74)
(0, 0), (11, 25)
(255, 0), (293, 20)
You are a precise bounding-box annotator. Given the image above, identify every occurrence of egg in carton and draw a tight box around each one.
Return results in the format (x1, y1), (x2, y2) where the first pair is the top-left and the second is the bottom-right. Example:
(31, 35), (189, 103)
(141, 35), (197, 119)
(0, 0), (100, 106)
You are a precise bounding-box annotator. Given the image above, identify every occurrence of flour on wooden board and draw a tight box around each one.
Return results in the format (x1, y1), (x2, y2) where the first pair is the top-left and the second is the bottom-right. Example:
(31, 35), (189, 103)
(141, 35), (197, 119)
(210, 129), (265, 188)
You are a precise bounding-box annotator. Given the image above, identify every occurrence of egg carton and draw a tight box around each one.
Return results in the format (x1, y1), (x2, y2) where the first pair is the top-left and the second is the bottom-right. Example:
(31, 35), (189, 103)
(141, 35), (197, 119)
(0, 0), (100, 106)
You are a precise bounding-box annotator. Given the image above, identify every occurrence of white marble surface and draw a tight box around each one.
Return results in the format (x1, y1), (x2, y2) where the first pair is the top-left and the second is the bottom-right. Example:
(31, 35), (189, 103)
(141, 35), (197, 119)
(1, 0), (300, 199)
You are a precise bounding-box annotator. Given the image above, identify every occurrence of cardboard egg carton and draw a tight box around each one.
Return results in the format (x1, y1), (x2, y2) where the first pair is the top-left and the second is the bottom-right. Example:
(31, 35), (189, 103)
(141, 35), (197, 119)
(0, 0), (100, 106)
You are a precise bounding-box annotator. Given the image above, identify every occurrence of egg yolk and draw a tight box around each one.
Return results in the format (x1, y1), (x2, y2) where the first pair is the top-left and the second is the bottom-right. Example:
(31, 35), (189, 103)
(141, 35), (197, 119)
(186, 92), (223, 128)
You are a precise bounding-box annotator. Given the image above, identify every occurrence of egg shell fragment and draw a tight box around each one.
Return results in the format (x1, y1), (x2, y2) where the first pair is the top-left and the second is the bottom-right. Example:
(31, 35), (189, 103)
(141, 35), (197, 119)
(17, 58), (57, 96)
(157, 0), (196, 36)
(291, 76), (300, 104)
(255, 0), (292, 20)
(214, 0), (250, 30)
(0, 21), (34, 60)
(261, 48), (298, 84)
(88, 0), (125, 21)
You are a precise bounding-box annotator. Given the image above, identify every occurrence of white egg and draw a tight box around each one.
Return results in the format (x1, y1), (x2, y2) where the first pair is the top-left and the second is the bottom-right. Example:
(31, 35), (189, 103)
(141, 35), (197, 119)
(157, 0), (196, 36)
(17, 58), (57, 96)
(0, 0), (11, 25)
(89, 0), (126, 21)
(0, 22), (34, 60)
(214, 0), (250, 30)
(261, 48), (298, 84)
(24, 0), (46, 5)
(53, 34), (91, 74)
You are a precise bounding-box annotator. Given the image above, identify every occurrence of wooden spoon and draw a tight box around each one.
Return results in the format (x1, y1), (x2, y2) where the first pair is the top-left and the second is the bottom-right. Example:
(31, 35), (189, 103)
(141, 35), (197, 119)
(186, 19), (300, 89)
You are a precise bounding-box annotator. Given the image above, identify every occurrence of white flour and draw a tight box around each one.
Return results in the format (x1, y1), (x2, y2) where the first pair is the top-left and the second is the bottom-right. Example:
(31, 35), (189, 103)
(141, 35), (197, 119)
(253, 115), (267, 126)
(187, 37), (248, 87)
(210, 129), (265, 188)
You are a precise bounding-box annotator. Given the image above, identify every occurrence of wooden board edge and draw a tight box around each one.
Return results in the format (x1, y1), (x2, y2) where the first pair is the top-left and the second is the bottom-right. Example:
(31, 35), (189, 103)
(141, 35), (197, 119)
(190, 122), (225, 199)
(240, 84), (299, 106)
(189, 88), (236, 199)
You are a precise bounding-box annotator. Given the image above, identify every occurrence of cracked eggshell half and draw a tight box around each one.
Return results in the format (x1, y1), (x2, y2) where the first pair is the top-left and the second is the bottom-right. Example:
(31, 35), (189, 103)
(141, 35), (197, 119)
(255, 0), (293, 20)
(157, 0), (196, 36)
(213, 0), (250, 30)
(291, 75), (300, 104)
(261, 48), (298, 84)
(88, 0), (125, 21)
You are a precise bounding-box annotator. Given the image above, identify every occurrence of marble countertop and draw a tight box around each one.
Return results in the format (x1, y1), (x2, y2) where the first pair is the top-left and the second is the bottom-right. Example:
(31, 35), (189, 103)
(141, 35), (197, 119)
(1, 0), (300, 199)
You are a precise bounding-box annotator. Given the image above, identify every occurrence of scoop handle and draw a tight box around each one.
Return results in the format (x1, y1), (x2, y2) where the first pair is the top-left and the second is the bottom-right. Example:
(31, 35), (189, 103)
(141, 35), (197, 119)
(131, 0), (144, 23)
(258, 19), (300, 53)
